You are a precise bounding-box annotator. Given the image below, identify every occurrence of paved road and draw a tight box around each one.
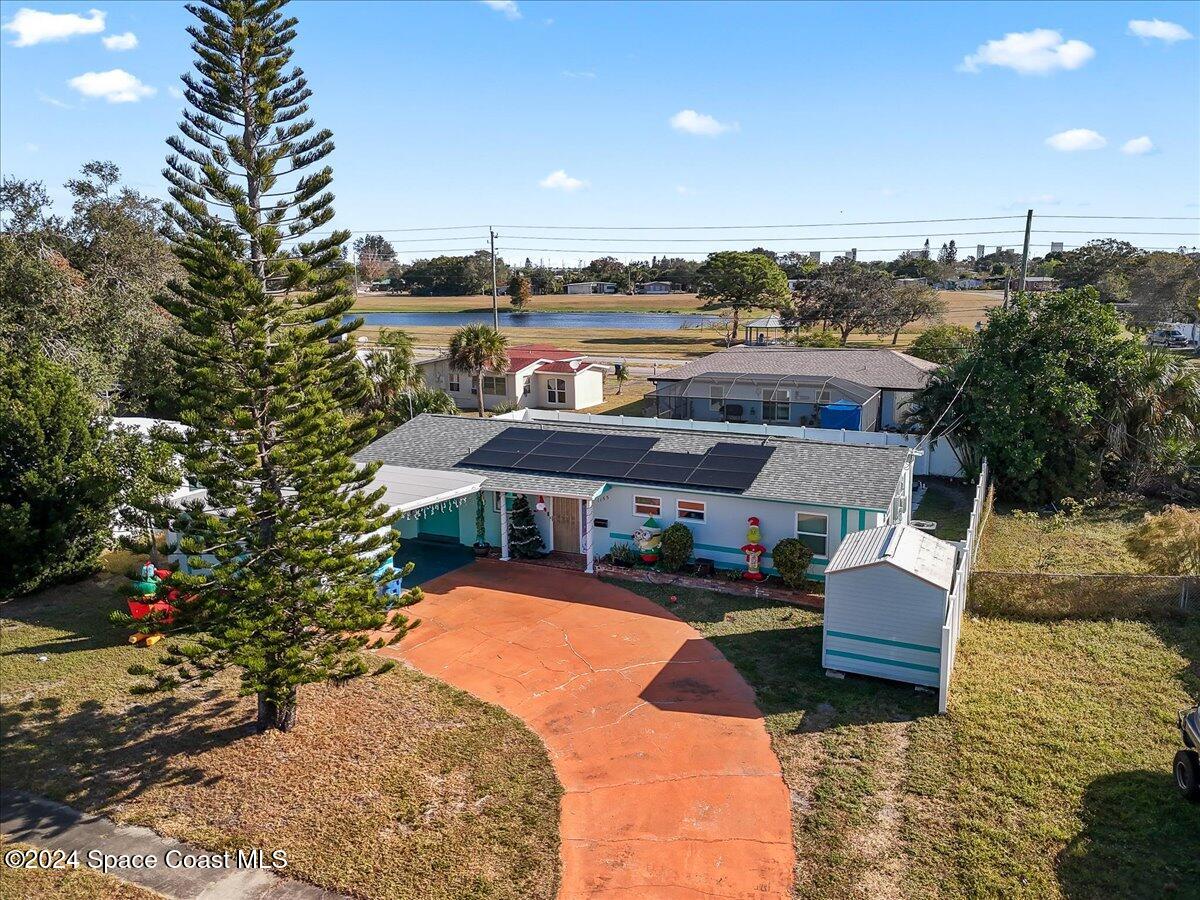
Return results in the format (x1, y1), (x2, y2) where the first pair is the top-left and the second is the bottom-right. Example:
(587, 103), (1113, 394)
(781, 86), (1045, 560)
(376, 560), (794, 899)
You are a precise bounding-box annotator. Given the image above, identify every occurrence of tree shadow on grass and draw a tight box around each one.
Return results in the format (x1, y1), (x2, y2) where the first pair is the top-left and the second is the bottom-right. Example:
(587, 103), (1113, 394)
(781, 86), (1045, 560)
(1, 689), (250, 813)
(1057, 769), (1200, 900)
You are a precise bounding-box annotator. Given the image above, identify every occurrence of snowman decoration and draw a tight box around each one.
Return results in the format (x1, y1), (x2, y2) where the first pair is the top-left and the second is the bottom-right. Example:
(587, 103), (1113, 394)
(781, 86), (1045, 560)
(740, 516), (767, 581)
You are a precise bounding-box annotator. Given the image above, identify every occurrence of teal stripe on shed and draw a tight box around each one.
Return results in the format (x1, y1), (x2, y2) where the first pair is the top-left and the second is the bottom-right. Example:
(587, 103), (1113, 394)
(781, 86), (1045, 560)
(840, 508), (848, 538)
(858, 509), (866, 529)
(825, 648), (939, 674)
(826, 630), (940, 654)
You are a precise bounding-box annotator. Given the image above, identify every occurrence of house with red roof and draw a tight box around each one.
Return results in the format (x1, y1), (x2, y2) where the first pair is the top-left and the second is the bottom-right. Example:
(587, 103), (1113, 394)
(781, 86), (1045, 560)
(418, 344), (609, 413)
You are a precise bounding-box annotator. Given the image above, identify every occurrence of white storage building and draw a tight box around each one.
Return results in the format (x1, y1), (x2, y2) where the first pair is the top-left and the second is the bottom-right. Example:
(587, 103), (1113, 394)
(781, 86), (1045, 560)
(821, 523), (957, 687)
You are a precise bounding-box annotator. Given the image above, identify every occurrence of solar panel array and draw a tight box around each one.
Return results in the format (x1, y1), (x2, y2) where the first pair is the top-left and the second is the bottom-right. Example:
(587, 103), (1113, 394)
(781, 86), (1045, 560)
(457, 426), (775, 492)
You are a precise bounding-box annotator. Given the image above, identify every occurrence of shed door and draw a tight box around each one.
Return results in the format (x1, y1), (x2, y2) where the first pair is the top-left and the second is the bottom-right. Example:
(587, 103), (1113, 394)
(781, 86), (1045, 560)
(552, 498), (580, 553)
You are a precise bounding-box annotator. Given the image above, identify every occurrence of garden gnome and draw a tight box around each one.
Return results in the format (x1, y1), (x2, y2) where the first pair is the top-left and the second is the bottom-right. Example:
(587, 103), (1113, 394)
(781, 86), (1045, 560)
(741, 516), (766, 581)
(632, 517), (663, 564)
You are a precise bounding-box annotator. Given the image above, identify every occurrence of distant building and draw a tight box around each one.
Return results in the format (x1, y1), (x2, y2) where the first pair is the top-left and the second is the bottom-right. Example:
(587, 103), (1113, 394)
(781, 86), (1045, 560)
(808, 251), (821, 263)
(635, 281), (672, 294)
(976, 244), (986, 259)
(1021, 276), (1060, 292)
(1050, 242), (1064, 254)
(566, 281), (620, 295)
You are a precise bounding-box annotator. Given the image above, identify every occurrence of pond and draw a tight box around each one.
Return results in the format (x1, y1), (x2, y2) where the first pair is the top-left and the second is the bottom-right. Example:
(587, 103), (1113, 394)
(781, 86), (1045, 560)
(353, 310), (721, 330)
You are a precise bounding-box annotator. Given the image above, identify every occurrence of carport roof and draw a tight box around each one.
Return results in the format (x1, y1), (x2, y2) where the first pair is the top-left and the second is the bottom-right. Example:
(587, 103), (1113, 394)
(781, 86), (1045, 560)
(358, 414), (911, 510)
(370, 464), (486, 513)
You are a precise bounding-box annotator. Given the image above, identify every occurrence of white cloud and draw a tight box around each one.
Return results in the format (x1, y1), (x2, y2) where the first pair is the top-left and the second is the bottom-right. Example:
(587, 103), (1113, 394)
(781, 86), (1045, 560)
(68, 69), (156, 103)
(675, 185), (696, 196)
(25, 142), (39, 152)
(959, 28), (1094, 74)
(1121, 136), (1154, 155)
(539, 169), (587, 192)
(36, 90), (72, 108)
(669, 109), (737, 136)
(167, 84), (184, 99)
(880, 187), (899, 198)
(480, 0), (520, 20)
(1045, 128), (1106, 151)
(2, 6), (105, 46)
(1128, 19), (1193, 43)
(102, 31), (138, 51)
(562, 70), (596, 79)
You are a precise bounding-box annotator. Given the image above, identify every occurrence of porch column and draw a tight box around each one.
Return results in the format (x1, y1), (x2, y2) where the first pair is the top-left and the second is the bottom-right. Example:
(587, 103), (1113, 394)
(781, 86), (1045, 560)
(582, 497), (594, 574)
(499, 493), (510, 561)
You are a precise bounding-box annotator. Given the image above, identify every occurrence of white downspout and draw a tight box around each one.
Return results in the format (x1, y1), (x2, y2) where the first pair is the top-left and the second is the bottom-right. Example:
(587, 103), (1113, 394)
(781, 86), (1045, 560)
(499, 493), (510, 561)
(583, 498), (594, 574)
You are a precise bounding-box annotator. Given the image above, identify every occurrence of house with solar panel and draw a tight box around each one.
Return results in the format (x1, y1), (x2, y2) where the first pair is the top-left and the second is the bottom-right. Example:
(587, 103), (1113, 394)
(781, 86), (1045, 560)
(646, 346), (939, 432)
(416, 344), (608, 413)
(358, 410), (917, 579)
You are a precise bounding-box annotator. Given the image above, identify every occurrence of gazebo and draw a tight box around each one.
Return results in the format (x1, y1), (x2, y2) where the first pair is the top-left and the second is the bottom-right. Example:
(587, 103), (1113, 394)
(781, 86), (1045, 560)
(743, 315), (789, 346)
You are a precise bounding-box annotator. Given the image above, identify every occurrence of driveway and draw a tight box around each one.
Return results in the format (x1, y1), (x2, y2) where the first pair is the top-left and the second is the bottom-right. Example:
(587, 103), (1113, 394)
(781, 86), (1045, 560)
(379, 560), (794, 899)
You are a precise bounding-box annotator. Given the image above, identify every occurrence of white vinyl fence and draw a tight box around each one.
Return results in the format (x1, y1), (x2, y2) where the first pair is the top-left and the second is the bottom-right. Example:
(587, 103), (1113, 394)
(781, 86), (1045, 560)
(500, 409), (965, 477)
(938, 459), (990, 714)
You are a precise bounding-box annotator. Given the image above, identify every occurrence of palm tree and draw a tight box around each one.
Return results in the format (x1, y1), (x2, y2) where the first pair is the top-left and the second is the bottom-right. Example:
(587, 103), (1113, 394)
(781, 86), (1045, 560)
(1104, 349), (1200, 488)
(363, 328), (421, 412)
(388, 386), (458, 426)
(448, 324), (508, 417)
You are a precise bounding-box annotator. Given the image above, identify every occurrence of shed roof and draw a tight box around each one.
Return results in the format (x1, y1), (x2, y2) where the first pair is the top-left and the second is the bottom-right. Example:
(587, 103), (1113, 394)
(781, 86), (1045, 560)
(825, 524), (957, 590)
(652, 347), (939, 390)
(358, 414), (911, 510)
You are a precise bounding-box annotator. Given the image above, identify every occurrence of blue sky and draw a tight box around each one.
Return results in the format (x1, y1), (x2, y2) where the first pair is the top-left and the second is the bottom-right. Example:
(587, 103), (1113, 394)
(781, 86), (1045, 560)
(2, 0), (1198, 263)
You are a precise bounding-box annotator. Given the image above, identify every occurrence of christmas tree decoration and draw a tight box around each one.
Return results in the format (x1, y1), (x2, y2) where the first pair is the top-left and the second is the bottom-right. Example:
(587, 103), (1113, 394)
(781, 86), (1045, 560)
(508, 494), (545, 559)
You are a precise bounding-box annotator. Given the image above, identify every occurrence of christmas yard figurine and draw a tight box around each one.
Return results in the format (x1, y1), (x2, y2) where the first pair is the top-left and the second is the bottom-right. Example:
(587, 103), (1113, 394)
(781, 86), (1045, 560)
(632, 518), (663, 564)
(508, 494), (546, 558)
(741, 517), (767, 581)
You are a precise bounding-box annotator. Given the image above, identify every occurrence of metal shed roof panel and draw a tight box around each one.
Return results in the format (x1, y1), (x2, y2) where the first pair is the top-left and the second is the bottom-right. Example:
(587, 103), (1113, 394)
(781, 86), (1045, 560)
(825, 524), (957, 590)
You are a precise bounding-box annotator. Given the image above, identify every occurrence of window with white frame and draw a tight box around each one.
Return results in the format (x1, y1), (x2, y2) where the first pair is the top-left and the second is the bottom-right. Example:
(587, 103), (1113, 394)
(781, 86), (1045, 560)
(546, 377), (567, 404)
(762, 388), (790, 422)
(449, 371), (461, 392)
(633, 495), (661, 516)
(483, 375), (506, 395)
(796, 511), (828, 557)
(709, 385), (725, 412)
(676, 499), (706, 522)
(522, 379), (530, 395)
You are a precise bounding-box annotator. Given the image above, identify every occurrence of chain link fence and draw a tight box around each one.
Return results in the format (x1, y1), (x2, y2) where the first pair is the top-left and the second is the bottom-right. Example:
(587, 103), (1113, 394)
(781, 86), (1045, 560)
(969, 570), (1194, 621)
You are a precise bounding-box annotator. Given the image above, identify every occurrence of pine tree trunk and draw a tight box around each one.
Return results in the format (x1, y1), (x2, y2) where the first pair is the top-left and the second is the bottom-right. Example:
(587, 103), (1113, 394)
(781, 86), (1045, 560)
(257, 690), (298, 732)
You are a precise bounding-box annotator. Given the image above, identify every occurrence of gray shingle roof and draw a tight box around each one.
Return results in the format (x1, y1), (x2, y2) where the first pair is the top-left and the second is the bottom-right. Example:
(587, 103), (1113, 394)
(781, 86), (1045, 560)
(358, 414), (910, 510)
(652, 347), (939, 391)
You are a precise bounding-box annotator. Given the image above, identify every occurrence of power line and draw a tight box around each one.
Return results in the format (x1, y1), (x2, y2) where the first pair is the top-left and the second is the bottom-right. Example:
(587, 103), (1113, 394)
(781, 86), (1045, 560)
(492, 243), (1191, 257)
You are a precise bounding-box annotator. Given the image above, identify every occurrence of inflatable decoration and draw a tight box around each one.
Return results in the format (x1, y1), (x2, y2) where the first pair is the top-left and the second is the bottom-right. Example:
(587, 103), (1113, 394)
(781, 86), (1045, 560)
(740, 516), (767, 582)
(632, 517), (663, 564)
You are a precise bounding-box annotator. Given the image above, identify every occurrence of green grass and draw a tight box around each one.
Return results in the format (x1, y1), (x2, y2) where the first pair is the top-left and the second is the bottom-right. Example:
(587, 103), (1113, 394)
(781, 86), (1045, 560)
(0, 576), (562, 900)
(606, 577), (1200, 900)
(977, 496), (1166, 573)
(913, 478), (974, 542)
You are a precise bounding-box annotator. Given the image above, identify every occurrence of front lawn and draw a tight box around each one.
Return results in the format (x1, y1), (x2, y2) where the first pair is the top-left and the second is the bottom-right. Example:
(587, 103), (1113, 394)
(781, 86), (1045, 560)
(607, 578), (1200, 900)
(0, 575), (562, 900)
(0, 843), (160, 900)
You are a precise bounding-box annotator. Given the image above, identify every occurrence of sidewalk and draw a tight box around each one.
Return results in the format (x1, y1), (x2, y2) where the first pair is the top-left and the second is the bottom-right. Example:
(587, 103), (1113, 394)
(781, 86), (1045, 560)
(1, 791), (346, 900)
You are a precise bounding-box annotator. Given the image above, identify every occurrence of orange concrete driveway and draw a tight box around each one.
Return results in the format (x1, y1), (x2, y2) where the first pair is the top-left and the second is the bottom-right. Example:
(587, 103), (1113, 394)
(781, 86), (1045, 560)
(380, 560), (794, 899)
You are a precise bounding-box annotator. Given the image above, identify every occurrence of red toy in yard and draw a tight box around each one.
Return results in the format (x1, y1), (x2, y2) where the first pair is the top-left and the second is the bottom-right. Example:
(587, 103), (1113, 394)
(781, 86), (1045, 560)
(127, 561), (188, 646)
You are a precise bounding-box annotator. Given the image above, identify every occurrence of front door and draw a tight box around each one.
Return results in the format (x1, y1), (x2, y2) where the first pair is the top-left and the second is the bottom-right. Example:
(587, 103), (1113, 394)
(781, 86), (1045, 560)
(551, 498), (580, 553)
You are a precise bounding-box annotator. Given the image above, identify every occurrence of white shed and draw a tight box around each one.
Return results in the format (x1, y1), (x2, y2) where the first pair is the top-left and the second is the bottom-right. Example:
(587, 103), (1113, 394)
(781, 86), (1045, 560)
(821, 524), (957, 687)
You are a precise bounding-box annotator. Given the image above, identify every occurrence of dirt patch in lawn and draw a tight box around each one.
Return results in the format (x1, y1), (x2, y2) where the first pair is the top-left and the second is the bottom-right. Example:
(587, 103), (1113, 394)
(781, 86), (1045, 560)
(0, 579), (562, 900)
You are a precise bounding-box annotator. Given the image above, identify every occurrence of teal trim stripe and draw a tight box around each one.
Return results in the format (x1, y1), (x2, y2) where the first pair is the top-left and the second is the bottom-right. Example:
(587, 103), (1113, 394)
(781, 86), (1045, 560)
(610, 532), (633, 540)
(840, 508), (848, 538)
(826, 630), (939, 654)
(826, 648), (939, 673)
(858, 509), (866, 529)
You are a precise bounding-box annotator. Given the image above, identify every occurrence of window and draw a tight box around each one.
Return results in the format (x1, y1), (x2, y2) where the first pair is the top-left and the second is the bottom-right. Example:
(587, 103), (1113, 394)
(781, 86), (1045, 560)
(709, 385), (725, 412)
(676, 499), (706, 522)
(634, 495), (661, 516)
(522, 379), (530, 395)
(483, 375), (506, 395)
(546, 377), (567, 404)
(449, 371), (461, 392)
(796, 512), (828, 557)
(762, 388), (790, 422)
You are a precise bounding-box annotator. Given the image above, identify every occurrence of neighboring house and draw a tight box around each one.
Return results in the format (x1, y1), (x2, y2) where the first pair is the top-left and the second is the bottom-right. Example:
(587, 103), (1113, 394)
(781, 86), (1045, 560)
(417, 343), (607, 412)
(357, 411), (915, 578)
(645, 346), (939, 432)
(110, 417), (208, 538)
(1021, 276), (1060, 292)
(566, 281), (620, 294)
(635, 281), (672, 294)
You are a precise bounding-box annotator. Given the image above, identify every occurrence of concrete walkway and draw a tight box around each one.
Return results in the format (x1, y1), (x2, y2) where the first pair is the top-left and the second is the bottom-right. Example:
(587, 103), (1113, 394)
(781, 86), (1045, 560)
(377, 560), (794, 900)
(1, 791), (346, 900)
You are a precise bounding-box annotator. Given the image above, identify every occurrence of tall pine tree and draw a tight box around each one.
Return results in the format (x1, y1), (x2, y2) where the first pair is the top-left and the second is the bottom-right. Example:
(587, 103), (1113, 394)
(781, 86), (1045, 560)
(148, 0), (404, 731)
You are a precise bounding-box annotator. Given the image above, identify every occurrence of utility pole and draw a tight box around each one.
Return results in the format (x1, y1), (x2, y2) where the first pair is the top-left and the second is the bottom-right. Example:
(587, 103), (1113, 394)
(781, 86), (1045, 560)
(489, 227), (499, 330)
(1018, 208), (1033, 293)
(351, 249), (359, 297)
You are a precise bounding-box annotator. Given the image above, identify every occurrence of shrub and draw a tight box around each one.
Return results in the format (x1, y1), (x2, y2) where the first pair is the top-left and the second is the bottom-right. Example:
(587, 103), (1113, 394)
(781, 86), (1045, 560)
(908, 324), (976, 366)
(788, 329), (841, 348)
(771, 538), (814, 588)
(659, 523), (694, 572)
(608, 542), (639, 566)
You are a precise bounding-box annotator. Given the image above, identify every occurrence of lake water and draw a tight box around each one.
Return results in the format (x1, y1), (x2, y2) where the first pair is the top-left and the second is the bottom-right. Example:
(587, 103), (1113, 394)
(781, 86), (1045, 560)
(354, 310), (720, 331)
